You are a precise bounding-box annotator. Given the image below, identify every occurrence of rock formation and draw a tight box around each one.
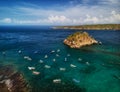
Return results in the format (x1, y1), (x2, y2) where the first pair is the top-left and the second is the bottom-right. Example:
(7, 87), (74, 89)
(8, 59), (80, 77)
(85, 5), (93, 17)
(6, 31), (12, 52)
(64, 32), (98, 48)
(0, 65), (30, 92)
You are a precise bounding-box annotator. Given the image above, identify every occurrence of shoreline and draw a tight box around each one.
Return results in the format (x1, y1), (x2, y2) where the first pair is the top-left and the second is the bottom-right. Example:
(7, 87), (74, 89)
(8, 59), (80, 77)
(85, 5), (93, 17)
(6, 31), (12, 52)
(53, 24), (120, 30)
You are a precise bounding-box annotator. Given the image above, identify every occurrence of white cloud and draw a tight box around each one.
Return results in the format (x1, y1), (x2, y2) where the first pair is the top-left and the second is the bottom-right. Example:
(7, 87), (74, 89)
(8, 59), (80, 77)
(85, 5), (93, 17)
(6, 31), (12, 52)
(48, 15), (71, 23)
(1, 18), (12, 23)
(0, 1), (120, 25)
(84, 15), (99, 23)
(1, 10), (119, 25)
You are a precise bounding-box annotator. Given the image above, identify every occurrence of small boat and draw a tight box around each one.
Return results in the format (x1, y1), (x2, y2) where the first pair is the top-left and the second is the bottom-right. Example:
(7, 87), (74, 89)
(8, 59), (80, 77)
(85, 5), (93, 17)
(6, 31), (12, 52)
(51, 50), (55, 53)
(44, 55), (48, 58)
(67, 54), (70, 57)
(78, 58), (82, 61)
(18, 50), (22, 54)
(70, 64), (77, 68)
(53, 79), (61, 83)
(73, 78), (80, 83)
(57, 49), (60, 52)
(56, 54), (59, 57)
(32, 71), (40, 75)
(59, 68), (66, 71)
(2, 52), (6, 55)
(44, 65), (51, 69)
(53, 59), (56, 62)
(34, 51), (38, 54)
(24, 56), (32, 61)
(39, 60), (44, 63)
(86, 62), (90, 65)
(64, 58), (67, 61)
(28, 67), (35, 70)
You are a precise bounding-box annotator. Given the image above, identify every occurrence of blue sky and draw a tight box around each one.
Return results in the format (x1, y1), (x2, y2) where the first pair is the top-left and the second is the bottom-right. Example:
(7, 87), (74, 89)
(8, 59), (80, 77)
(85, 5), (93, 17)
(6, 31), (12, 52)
(0, 0), (120, 25)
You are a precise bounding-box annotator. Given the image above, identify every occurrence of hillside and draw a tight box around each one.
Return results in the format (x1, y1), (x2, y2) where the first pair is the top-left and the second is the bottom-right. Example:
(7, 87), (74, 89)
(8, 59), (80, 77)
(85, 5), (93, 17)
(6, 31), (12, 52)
(53, 24), (120, 30)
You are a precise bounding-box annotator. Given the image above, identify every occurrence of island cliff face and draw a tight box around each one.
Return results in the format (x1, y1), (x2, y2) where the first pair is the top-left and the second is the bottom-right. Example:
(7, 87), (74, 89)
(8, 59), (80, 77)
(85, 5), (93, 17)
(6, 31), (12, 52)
(64, 32), (98, 48)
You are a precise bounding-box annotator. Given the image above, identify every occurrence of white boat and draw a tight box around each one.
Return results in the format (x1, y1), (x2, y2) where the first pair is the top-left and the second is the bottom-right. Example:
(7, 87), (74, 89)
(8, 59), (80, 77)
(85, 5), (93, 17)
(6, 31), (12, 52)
(70, 64), (77, 68)
(56, 54), (59, 57)
(44, 55), (48, 58)
(24, 56), (32, 61)
(18, 50), (22, 53)
(32, 71), (40, 75)
(44, 65), (51, 69)
(39, 60), (44, 63)
(59, 68), (66, 71)
(86, 62), (90, 65)
(53, 59), (56, 62)
(57, 49), (60, 52)
(78, 58), (82, 61)
(65, 58), (67, 61)
(53, 79), (61, 83)
(67, 54), (70, 57)
(51, 50), (55, 53)
(28, 67), (35, 70)
(2, 52), (6, 55)
(73, 78), (80, 83)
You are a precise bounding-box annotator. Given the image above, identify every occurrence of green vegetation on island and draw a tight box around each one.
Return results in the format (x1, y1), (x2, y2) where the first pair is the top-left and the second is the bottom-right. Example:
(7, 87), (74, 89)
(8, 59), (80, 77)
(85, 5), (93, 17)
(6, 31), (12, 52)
(64, 31), (98, 48)
(53, 24), (120, 30)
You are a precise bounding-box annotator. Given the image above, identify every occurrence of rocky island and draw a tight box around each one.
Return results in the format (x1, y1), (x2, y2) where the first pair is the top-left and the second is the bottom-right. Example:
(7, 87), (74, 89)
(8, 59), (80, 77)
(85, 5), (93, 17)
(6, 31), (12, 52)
(64, 32), (98, 48)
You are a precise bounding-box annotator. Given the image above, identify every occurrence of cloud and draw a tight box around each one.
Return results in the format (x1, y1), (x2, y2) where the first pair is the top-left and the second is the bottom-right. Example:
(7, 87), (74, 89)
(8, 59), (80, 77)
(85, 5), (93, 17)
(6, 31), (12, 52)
(1, 18), (12, 23)
(84, 15), (99, 23)
(48, 15), (71, 23)
(83, 11), (120, 24)
(0, 1), (120, 25)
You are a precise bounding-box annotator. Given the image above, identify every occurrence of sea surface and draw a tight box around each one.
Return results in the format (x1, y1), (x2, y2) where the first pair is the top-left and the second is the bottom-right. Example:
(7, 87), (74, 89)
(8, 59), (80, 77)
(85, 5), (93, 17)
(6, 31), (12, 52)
(0, 26), (120, 92)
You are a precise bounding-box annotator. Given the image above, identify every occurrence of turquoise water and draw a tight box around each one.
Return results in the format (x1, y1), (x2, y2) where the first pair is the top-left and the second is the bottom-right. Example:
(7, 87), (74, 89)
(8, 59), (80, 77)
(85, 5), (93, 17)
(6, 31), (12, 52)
(0, 26), (120, 92)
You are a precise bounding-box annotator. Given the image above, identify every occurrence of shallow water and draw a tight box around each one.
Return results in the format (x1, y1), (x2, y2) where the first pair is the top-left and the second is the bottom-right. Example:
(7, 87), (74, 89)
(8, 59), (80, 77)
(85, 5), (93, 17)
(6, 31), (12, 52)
(0, 26), (120, 92)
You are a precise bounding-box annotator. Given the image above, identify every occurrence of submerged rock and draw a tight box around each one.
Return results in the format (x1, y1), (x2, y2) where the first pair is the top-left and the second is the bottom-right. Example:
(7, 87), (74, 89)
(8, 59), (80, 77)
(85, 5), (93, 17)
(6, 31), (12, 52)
(64, 31), (98, 48)
(0, 65), (30, 92)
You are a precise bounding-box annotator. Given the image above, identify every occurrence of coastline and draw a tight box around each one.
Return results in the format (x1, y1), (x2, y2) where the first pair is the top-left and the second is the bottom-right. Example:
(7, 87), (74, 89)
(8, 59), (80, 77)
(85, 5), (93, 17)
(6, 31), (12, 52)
(53, 24), (120, 30)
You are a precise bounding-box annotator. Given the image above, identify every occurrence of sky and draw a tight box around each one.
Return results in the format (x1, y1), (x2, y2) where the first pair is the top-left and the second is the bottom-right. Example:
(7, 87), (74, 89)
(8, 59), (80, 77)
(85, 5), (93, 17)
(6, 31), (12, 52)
(0, 0), (120, 25)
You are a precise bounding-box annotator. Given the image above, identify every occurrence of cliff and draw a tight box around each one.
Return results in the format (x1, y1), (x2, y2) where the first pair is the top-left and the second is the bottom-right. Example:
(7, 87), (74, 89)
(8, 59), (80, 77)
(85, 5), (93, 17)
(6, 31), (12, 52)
(64, 32), (98, 48)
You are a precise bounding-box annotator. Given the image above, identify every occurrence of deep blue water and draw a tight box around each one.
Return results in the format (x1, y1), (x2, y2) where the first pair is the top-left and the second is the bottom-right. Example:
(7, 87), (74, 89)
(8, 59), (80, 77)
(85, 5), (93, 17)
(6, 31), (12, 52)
(0, 26), (120, 92)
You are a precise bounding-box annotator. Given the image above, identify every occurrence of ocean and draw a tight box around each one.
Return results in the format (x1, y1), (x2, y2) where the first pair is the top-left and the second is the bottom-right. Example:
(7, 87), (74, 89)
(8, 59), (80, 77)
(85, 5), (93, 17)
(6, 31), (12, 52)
(0, 26), (120, 92)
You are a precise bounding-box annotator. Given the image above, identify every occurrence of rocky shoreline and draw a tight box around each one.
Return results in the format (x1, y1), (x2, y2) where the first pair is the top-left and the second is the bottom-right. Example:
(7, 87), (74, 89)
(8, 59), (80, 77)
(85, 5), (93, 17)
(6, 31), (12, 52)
(0, 65), (30, 92)
(64, 32), (98, 48)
